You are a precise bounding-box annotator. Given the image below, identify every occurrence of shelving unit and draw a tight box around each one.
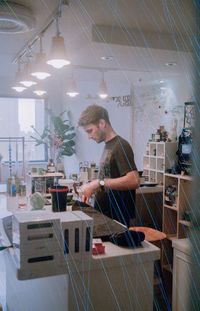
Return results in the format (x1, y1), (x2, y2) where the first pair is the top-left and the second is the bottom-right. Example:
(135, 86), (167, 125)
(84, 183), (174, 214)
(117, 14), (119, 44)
(143, 142), (177, 185)
(162, 173), (192, 272)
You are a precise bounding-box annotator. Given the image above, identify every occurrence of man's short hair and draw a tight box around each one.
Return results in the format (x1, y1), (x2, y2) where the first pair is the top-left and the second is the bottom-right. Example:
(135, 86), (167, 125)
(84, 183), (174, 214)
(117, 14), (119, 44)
(78, 104), (111, 126)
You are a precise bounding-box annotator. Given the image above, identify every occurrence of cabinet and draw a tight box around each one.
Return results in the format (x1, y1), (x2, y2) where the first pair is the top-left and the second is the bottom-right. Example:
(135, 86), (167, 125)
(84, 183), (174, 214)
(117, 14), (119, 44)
(162, 173), (192, 272)
(143, 142), (177, 185)
(172, 239), (191, 311)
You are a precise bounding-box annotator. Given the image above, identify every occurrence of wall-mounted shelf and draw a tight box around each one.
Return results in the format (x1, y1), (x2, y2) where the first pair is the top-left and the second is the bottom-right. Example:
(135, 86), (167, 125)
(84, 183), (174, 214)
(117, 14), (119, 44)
(142, 142), (177, 185)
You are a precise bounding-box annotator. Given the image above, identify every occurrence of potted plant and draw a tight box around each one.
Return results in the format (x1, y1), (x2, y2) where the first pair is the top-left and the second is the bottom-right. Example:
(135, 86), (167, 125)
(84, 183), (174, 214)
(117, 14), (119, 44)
(31, 108), (76, 166)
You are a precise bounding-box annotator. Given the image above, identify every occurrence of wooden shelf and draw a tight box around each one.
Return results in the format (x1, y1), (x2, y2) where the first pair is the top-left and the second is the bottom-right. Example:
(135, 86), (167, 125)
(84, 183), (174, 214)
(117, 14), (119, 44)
(165, 173), (192, 181)
(157, 169), (164, 173)
(179, 220), (191, 227)
(166, 234), (177, 241)
(164, 204), (178, 211)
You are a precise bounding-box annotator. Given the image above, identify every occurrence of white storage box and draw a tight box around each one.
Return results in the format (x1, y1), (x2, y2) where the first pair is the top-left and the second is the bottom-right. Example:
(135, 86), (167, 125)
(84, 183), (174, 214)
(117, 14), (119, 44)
(12, 211), (66, 279)
(72, 210), (93, 260)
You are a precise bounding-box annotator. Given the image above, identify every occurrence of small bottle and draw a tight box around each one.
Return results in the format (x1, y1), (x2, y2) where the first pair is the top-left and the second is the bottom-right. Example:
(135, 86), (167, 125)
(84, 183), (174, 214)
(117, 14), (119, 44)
(11, 176), (17, 197)
(47, 159), (55, 173)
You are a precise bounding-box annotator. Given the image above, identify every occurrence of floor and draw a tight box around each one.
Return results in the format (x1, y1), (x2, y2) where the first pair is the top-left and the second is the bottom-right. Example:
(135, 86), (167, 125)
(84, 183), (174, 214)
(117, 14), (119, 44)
(153, 276), (172, 311)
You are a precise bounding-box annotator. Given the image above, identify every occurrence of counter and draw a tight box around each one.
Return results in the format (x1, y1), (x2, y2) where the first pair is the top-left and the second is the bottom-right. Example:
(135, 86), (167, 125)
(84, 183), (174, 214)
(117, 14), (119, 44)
(4, 240), (160, 311)
(68, 241), (160, 311)
(0, 193), (160, 311)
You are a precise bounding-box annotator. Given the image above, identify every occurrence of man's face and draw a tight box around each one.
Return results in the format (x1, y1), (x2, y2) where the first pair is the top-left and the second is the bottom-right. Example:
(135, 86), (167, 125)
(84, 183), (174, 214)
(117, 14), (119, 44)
(83, 122), (105, 143)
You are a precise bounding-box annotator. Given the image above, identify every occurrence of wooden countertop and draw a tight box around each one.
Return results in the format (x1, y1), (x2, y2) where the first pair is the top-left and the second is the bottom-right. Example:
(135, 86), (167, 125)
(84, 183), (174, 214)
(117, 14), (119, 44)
(136, 185), (163, 194)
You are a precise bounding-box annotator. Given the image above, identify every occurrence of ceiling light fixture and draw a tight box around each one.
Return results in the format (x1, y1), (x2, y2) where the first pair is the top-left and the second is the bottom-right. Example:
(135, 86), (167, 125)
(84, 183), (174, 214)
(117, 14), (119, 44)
(20, 61), (37, 87)
(66, 74), (79, 97)
(12, 86), (27, 93)
(33, 90), (47, 96)
(12, 60), (27, 92)
(31, 36), (51, 80)
(98, 72), (108, 99)
(46, 14), (70, 69)
(101, 56), (114, 61)
(0, 2), (35, 34)
(165, 62), (177, 67)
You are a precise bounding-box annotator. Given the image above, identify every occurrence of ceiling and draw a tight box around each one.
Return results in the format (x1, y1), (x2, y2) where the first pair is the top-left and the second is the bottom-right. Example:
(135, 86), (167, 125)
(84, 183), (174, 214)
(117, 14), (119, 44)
(0, 0), (196, 93)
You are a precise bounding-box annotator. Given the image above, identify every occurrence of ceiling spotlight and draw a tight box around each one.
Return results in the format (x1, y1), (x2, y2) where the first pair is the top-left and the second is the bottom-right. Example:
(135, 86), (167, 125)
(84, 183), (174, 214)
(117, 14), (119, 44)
(66, 75), (79, 97)
(47, 17), (70, 69)
(98, 72), (108, 99)
(33, 90), (47, 96)
(165, 62), (177, 67)
(31, 37), (51, 80)
(20, 62), (37, 87)
(101, 56), (113, 61)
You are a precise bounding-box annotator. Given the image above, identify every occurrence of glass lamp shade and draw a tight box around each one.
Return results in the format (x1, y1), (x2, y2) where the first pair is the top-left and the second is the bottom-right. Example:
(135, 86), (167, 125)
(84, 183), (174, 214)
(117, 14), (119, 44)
(46, 36), (71, 69)
(12, 85), (26, 93)
(98, 79), (108, 99)
(31, 52), (51, 80)
(66, 78), (79, 97)
(33, 90), (47, 96)
(20, 63), (37, 87)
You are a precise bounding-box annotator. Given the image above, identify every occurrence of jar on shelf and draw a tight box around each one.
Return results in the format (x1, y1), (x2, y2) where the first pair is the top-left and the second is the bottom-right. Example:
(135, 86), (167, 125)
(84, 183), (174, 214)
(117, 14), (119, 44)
(47, 159), (55, 173)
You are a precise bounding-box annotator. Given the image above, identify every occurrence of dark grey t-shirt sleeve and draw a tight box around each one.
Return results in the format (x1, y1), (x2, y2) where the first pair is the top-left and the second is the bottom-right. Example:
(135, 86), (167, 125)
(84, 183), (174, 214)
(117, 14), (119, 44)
(114, 139), (137, 176)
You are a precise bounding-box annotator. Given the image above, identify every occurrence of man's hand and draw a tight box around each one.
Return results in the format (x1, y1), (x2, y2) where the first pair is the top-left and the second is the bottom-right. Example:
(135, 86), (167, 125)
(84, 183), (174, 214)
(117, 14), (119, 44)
(80, 179), (99, 203)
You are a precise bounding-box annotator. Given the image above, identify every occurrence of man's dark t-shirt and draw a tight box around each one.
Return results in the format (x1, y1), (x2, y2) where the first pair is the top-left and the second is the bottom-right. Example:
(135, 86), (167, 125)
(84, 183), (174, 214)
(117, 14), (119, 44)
(94, 135), (137, 227)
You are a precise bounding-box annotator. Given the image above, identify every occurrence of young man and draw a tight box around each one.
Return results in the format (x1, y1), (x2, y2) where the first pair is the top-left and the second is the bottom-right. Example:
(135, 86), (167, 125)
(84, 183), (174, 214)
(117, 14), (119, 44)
(78, 104), (140, 227)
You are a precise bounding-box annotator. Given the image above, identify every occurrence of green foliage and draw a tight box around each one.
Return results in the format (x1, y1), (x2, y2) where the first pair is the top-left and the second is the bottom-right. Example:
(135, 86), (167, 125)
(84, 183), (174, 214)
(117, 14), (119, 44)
(31, 109), (76, 160)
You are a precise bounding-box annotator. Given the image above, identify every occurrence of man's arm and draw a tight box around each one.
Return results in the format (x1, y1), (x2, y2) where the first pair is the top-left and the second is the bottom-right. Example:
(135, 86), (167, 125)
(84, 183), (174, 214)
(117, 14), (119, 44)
(81, 170), (140, 202)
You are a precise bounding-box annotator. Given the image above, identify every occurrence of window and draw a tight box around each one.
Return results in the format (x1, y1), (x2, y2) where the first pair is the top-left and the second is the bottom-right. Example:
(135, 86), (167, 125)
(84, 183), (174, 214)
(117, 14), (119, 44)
(0, 97), (47, 162)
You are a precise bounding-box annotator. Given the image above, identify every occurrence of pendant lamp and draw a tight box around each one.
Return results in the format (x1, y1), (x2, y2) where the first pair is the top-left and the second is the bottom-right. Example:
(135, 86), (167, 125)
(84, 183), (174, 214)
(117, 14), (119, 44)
(66, 75), (79, 97)
(98, 72), (108, 99)
(12, 60), (27, 92)
(20, 61), (37, 87)
(31, 37), (51, 80)
(46, 17), (70, 69)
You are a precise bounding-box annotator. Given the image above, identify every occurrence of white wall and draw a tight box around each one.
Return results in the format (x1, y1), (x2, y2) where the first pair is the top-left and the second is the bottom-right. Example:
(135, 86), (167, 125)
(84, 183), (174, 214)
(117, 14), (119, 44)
(132, 76), (194, 170)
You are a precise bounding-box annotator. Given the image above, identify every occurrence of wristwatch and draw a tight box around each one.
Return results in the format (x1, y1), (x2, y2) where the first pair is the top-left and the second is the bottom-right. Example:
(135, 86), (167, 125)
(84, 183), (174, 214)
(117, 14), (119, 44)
(99, 179), (105, 190)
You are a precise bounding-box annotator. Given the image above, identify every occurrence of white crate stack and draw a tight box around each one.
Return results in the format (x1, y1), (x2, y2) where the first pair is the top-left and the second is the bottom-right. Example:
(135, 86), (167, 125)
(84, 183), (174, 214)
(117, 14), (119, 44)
(72, 211), (93, 260)
(12, 210), (93, 280)
(12, 211), (65, 280)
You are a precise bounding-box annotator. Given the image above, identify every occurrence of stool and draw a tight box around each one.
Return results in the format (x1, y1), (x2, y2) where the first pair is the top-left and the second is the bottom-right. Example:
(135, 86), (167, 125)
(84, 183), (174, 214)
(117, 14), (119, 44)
(129, 226), (166, 243)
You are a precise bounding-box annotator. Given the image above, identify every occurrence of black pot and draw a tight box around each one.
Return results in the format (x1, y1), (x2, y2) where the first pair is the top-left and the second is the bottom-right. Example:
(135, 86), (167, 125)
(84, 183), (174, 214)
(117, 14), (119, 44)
(49, 186), (69, 212)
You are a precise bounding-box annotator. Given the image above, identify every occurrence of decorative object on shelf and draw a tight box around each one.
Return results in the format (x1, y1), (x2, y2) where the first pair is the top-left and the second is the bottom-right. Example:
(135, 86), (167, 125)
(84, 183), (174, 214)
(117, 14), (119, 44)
(150, 125), (168, 142)
(31, 109), (76, 164)
(47, 159), (56, 173)
(165, 185), (177, 206)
